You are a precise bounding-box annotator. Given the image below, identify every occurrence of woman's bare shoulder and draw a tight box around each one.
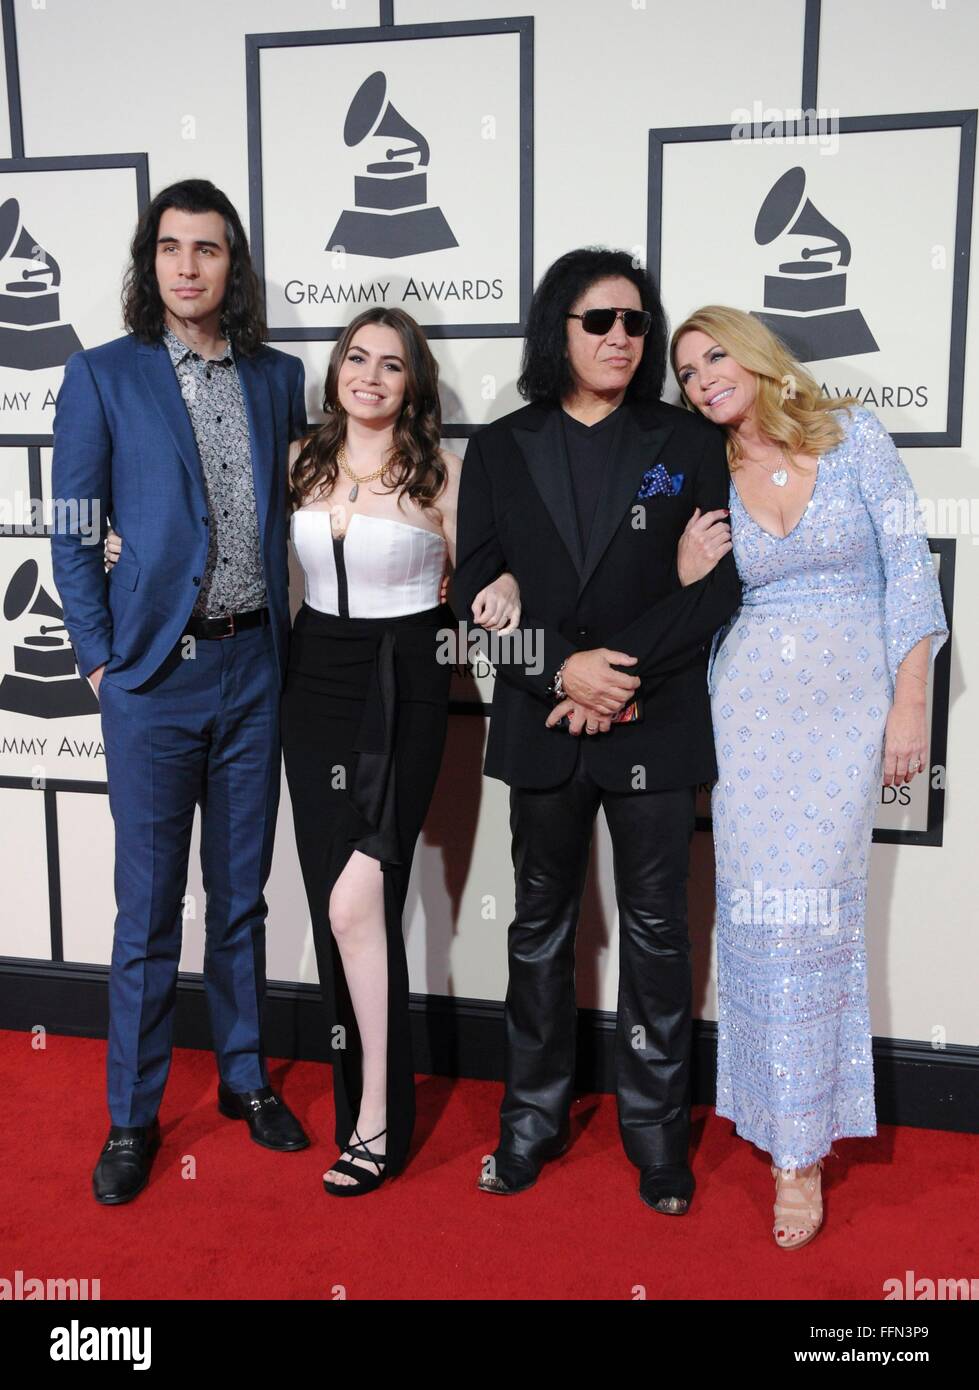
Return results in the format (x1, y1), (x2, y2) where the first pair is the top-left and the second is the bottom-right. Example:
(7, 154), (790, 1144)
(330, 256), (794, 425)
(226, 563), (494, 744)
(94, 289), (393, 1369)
(439, 446), (464, 478)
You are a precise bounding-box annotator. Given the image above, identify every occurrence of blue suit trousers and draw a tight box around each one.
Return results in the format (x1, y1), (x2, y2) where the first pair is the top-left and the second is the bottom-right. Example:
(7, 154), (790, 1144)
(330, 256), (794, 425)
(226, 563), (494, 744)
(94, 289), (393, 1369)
(98, 624), (280, 1125)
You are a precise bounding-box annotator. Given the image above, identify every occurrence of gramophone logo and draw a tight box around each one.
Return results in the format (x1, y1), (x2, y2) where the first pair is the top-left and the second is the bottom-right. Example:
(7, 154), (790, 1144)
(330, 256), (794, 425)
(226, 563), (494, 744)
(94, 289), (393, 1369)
(326, 71), (458, 260)
(0, 559), (97, 718)
(0, 197), (83, 370)
(752, 167), (878, 364)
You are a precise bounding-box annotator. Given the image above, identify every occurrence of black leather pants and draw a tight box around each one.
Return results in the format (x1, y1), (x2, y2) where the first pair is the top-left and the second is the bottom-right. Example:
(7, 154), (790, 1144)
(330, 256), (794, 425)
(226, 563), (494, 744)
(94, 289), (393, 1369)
(501, 753), (697, 1173)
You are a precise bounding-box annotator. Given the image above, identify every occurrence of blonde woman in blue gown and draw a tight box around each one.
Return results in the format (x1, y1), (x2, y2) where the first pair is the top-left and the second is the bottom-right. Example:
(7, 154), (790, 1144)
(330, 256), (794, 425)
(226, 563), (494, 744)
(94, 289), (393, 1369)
(670, 306), (948, 1248)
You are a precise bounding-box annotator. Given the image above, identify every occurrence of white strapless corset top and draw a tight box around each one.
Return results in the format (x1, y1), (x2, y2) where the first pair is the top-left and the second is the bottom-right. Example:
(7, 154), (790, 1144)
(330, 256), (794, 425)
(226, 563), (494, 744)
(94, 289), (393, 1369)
(290, 510), (447, 618)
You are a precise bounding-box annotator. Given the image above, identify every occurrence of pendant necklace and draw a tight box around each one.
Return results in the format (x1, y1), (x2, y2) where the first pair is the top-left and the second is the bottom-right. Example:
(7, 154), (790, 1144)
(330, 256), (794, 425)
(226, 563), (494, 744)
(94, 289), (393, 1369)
(337, 445), (387, 502)
(745, 449), (790, 487)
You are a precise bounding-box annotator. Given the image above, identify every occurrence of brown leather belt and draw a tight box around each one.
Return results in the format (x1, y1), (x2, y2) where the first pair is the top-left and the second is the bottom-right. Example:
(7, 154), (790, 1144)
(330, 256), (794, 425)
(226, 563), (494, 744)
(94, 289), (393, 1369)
(184, 607), (270, 640)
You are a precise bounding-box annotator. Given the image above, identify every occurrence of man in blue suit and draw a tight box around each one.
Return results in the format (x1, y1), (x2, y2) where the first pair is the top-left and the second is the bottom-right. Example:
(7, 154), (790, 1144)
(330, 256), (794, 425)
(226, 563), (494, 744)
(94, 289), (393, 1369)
(52, 180), (310, 1204)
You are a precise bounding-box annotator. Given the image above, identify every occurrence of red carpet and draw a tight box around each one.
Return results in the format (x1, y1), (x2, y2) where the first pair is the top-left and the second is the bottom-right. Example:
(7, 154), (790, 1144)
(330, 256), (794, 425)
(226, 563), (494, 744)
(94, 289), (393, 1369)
(2, 1029), (975, 1300)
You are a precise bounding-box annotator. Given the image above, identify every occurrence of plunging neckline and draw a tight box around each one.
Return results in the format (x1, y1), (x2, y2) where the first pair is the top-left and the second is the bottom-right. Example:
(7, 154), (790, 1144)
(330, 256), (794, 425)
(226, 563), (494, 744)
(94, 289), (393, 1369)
(730, 458), (822, 541)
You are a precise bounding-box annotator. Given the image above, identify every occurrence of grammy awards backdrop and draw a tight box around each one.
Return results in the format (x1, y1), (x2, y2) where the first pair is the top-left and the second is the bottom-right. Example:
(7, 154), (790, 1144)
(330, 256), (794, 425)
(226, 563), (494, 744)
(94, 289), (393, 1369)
(0, 0), (975, 1124)
(249, 21), (532, 337)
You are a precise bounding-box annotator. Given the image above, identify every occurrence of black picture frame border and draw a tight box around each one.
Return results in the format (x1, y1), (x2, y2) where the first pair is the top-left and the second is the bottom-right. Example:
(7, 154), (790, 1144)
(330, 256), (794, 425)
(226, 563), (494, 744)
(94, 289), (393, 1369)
(245, 16), (534, 341)
(873, 535), (955, 847)
(1, 0), (25, 161)
(0, 445), (44, 537)
(801, 0), (821, 111)
(647, 108), (977, 448)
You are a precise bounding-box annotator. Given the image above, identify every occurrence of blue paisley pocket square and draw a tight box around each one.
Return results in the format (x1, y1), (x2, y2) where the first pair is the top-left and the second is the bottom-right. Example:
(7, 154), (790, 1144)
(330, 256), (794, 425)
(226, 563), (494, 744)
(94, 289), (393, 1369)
(636, 464), (684, 499)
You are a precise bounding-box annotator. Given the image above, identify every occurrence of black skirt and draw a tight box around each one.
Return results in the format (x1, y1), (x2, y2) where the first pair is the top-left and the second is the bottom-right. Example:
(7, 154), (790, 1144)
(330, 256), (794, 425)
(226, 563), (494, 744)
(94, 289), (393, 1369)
(280, 600), (452, 1175)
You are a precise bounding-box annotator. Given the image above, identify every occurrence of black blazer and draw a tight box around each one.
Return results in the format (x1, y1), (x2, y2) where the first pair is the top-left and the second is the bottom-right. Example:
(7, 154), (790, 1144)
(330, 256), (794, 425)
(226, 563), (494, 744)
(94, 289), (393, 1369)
(452, 398), (742, 791)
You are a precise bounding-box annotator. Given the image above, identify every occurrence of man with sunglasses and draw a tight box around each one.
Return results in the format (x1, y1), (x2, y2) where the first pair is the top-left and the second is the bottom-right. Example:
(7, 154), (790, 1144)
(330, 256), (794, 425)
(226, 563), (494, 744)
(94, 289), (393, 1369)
(454, 248), (741, 1213)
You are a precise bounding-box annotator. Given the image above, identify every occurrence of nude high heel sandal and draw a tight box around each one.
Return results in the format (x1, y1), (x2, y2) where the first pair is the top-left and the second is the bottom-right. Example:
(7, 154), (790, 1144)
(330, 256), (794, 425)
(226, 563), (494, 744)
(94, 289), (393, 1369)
(771, 1160), (824, 1249)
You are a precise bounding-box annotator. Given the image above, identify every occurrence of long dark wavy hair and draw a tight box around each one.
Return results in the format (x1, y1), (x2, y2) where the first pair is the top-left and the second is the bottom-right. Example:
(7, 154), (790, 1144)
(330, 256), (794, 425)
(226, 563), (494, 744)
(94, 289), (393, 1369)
(517, 247), (669, 405)
(122, 179), (266, 355)
(289, 307), (445, 513)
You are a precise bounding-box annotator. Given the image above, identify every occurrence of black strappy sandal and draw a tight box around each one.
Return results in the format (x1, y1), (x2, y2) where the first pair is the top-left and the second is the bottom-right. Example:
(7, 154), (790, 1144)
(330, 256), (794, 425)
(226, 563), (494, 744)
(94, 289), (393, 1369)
(322, 1126), (388, 1197)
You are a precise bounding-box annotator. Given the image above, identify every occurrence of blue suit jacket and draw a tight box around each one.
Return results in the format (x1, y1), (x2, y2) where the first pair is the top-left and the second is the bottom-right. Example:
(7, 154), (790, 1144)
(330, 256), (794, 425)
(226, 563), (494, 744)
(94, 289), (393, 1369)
(51, 333), (307, 690)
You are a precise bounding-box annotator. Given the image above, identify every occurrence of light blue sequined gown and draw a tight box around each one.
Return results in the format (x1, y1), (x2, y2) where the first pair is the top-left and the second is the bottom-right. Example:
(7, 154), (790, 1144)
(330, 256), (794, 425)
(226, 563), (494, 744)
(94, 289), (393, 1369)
(709, 406), (948, 1167)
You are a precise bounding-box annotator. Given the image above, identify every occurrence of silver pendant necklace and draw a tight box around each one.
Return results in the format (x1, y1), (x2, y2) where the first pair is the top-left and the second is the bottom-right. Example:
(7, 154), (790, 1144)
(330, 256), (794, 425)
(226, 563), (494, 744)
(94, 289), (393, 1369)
(746, 449), (789, 486)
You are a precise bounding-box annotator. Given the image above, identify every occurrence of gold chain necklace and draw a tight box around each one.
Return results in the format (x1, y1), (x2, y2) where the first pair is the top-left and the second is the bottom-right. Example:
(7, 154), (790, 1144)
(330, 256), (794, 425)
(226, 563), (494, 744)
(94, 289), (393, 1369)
(336, 444), (388, 502)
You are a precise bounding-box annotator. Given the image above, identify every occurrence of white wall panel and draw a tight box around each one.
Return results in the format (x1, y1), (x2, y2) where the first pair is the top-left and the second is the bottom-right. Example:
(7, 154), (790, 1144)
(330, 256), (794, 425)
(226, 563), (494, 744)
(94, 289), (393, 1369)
(0, 0), (973, 1048)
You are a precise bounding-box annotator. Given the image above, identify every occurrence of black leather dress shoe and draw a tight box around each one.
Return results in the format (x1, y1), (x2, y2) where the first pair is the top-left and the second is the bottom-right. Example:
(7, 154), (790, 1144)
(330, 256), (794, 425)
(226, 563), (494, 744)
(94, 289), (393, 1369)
(217, 1082), (310, 1151)
(638, 1163), (695, 1216)
(92, 1120), (161, 1205)
(476, 1139), (569, 1195)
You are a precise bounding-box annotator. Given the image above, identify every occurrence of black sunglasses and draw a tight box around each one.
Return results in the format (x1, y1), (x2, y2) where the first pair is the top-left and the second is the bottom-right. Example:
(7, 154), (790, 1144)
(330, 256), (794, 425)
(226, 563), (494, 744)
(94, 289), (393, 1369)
(567, 307), (652, 337)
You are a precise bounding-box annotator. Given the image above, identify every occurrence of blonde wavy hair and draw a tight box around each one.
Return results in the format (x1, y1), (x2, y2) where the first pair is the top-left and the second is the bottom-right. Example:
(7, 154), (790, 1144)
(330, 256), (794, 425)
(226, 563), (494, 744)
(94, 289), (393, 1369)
(669, 305), (859, 471)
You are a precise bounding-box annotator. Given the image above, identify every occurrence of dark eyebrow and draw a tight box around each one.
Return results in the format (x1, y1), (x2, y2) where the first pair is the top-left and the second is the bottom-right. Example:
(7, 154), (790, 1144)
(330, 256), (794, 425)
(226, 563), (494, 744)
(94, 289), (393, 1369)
(157, 236), (223, 250)
(347, 341), (405, 363)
